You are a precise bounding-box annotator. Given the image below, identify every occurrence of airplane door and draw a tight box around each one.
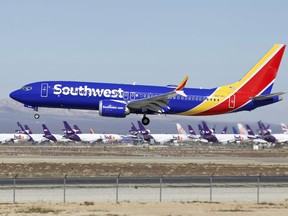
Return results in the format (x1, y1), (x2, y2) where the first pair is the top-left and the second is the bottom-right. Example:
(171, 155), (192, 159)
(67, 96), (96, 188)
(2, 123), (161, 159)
(228, 95), (236, 108)
(41, 83), (48, 97)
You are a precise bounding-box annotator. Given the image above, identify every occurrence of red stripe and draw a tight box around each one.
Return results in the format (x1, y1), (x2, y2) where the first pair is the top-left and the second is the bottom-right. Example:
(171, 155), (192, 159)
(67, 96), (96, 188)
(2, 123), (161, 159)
(198, 45), (285, 115)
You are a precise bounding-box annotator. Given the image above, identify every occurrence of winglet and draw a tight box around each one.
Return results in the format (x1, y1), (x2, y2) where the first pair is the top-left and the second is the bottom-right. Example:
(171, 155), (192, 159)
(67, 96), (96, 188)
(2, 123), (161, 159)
(175, 75), (188, 91)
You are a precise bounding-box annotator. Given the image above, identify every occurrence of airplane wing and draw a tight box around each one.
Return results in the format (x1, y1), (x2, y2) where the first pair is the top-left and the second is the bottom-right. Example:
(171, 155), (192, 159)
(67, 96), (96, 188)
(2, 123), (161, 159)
(127, 75), (188, 113)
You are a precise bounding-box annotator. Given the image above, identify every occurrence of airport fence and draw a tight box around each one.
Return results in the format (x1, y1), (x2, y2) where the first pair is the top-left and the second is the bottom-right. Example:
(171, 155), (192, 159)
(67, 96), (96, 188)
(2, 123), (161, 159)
(0, 175), (288, 203)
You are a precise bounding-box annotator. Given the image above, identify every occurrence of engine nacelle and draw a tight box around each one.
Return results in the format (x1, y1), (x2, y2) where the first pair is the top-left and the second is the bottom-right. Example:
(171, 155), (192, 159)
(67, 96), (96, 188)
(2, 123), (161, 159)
(99, 100), (130, 118)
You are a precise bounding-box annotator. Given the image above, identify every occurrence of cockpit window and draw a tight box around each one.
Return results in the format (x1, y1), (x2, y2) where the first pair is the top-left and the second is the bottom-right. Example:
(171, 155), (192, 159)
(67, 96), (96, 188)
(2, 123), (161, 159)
(22, 86), (32, 91)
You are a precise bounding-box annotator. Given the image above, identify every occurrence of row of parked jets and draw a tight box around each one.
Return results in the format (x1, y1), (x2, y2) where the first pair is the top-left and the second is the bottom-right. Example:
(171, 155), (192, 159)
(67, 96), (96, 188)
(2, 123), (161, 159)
(1, 120), (288, 145)
(130, 120), (288, 145)
(0, 121), (123, 144)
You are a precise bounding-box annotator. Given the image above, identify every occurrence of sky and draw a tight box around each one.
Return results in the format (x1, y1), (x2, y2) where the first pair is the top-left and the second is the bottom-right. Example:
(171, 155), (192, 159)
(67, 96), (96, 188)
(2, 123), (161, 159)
(1, 0), (288, 125)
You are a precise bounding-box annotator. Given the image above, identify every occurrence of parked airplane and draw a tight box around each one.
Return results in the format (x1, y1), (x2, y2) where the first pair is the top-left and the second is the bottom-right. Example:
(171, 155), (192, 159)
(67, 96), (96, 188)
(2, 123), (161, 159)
(258, 121), (288, 143)
(257, 121), (276, 143)
(136, 121), (175, 144)
(199, 121), (236, 144)
(89, 128), (123, 143)
(0, 133), (29, 144)
(17, 122), (49, 143)
(42, 124), (70, 143)
(237, 123), (267, 143)
(10, 44), (286, 125)
(188, 125), (208, 142)
(174, 123), (194, 143)
(63, 121), (102, 143)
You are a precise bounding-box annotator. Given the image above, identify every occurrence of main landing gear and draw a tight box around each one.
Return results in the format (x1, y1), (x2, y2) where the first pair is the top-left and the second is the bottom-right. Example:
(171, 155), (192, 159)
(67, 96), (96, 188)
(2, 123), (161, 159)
(142, 115), (150, 125)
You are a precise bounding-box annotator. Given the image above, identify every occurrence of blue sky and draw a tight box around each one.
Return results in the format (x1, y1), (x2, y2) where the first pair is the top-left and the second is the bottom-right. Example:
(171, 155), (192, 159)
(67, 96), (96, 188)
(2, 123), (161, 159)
(1, 1), (288, 124)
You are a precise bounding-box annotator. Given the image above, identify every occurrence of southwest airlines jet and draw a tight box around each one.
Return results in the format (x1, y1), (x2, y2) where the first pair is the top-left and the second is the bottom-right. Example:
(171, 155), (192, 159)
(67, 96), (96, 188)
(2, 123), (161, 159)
(10, 44), (286, 125)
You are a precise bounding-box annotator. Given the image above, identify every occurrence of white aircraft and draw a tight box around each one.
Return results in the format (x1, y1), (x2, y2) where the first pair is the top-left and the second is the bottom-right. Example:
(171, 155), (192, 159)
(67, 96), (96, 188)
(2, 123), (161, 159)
(236, 123), (267, 143)
(42, 124), (70, 143)
(0, 133), (29, 144)
(199, 121), (236, 144)
(63, 121), (103, 143)
(16, 122), (49, 143)
(174, 123), (194, 143)
(136, 121), (175, 144)
(89, 129), (123, 143)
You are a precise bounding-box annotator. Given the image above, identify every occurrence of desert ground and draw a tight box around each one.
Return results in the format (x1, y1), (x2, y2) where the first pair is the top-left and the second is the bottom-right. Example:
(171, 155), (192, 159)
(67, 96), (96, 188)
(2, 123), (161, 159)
(1, 143), (288, 215)
(1, 201), (288, 216)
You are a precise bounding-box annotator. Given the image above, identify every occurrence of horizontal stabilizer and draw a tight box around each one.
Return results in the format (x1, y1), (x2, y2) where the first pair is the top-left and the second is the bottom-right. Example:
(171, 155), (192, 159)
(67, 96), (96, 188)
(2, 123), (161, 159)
(253, 92), (285, 101)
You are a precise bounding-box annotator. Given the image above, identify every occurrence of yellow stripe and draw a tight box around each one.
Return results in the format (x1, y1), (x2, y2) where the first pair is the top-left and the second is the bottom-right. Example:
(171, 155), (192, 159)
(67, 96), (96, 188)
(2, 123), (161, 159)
(180, 44), (282, 115)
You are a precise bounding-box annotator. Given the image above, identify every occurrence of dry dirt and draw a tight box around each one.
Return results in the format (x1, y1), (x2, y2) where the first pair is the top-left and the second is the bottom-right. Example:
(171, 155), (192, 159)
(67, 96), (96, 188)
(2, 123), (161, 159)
(1, 144), (288, 178)
(1, 144), (288, 215)
(1, 201), (288, 216)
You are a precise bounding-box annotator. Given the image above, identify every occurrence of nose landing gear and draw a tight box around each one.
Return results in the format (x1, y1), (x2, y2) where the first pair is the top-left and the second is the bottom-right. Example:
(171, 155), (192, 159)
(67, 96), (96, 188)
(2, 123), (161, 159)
(34, 113), (40, 119)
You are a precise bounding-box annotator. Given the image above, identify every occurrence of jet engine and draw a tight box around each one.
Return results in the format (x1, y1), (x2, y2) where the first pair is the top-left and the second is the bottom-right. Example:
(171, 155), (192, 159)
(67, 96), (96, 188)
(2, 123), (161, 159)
(99, 100), (130, 118)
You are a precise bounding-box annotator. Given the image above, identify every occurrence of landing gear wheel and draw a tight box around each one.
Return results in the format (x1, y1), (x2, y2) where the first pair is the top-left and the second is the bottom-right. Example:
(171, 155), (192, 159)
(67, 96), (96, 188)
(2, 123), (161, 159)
(142, 116), (150, 125)
(34, 113), (40, 119)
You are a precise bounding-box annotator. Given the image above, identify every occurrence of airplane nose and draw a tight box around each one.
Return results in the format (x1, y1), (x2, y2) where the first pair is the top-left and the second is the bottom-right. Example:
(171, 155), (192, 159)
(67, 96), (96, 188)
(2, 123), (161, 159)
(9, 90), (21, 101)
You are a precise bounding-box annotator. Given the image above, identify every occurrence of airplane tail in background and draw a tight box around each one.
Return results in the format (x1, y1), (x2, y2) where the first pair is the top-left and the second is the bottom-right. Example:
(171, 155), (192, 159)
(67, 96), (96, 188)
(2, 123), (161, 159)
(137, 121), (150, 135)
(232, 126), (238, 134)
(245, 124), (255, 136)
(188, 125), (196, 135)
(176, 123), (187, 135)
(129, 122), (138, 135)
(63, 121), (75, 136)
(221, 126), (228, 134)
(16, 122), (26, 134)
(198, 124), (204, 134)
(281, 123), (288, 134)
(73, 125), (82, 134)
(24, 125), (33, 134)
(42, 124), (57, 142)
(237, 123), (248, 135)
(201, 121), (212, 135)
(63, 121), (81, 141)
(90, 129), (94, 134)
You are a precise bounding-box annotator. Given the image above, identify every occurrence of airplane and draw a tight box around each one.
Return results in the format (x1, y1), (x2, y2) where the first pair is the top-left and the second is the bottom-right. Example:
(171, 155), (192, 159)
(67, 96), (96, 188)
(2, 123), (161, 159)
(199, 121), (237, 144)
(174, 123), (194, 143)
(63, 121), (102, 143)
(9, 44), (286, 125)
(0, 133), (29, 144)
(42, 124), (70, 143)
(237, 123), (268, 144)
(257, 121), (276, 143)
(136, 121), (175, 144)
(17, 122), (49, 143)
(281, 123), (288, 134)
(89, 128), (123, 143)
(258, 121), (288, 143)
(188, 125), (208, 142)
